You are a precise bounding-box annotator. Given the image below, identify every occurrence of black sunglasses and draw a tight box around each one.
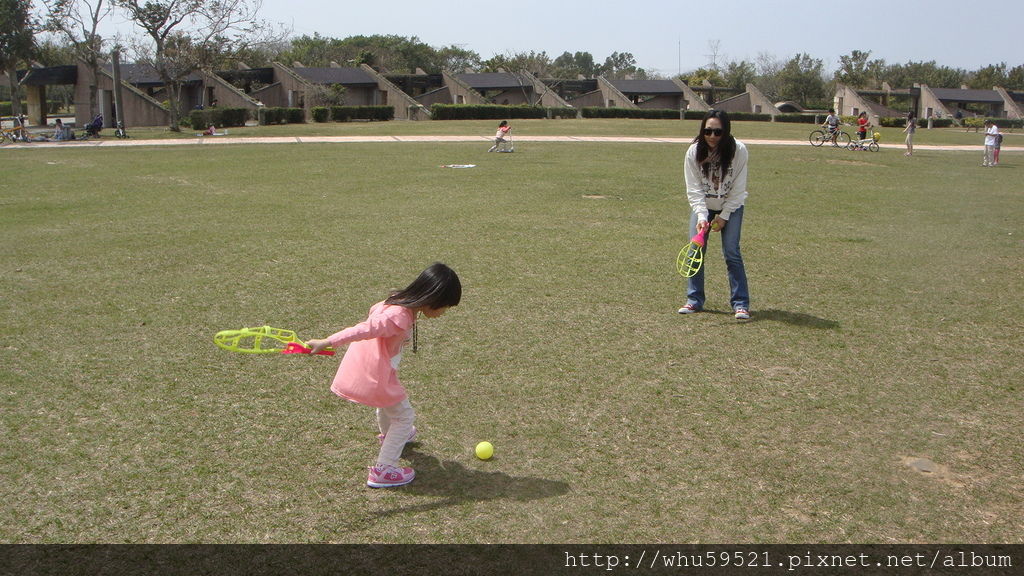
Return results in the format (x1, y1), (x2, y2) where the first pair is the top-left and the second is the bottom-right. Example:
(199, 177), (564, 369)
(703, 128), (724, 136)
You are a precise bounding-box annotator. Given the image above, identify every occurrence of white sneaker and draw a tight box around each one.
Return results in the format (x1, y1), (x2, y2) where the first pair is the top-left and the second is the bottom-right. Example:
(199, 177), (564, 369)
(367, 465), (415, 488)
(735, 308), (751, 320)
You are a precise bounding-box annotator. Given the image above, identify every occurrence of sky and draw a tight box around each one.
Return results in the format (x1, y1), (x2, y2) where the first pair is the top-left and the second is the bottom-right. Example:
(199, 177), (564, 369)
(92, 0), (1022, 75)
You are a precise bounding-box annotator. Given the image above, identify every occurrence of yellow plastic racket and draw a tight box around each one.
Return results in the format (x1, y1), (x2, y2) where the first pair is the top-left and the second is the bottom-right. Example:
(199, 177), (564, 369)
(214, 326), (309, 354)
(676, 228), (710, 278)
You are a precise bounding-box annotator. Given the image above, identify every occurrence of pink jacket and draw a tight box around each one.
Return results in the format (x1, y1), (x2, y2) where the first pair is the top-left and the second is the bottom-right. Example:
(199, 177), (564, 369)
(327, 301), (415, 407)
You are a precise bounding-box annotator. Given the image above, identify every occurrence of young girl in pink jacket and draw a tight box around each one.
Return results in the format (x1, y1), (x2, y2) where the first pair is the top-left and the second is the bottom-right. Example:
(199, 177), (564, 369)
(307, 263), (462, 488)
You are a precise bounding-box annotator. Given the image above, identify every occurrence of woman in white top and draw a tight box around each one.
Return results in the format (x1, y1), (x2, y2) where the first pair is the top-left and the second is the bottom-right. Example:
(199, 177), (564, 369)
(983, 120), (1000, 167)
(678, 109), (751, 320)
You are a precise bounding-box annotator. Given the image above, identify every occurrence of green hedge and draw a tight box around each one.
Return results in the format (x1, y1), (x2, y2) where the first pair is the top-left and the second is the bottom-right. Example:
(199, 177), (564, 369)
(259, 107), (306, 125)
(0, 102), (27, 116)
(431, 104), (547, 120)
(583, 107), (681, 119)
(311, 107), (330, 123)
(189, 107), (250, 129)
(773, 114), (821, 124)
(329, 106), (394, 122)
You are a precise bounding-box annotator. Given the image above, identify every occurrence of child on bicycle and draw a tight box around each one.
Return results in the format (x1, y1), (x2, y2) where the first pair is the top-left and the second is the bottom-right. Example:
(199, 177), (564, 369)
(823, 109), (841, 144)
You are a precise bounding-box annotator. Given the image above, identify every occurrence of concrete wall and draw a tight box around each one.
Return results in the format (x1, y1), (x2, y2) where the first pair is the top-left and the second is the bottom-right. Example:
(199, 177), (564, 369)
(671, 79), (711, 112)
(74, 61), (169, 128)
(441, 71), (487, 105)
(636, 94), (683, 109)
(597, 77), (637, 108)
(360, 64), (430, 120)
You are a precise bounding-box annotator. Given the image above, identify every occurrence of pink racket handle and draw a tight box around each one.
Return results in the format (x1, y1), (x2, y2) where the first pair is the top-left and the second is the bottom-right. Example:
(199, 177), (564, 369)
(282, 342), (335, 356)
(689, 227), (709, 247)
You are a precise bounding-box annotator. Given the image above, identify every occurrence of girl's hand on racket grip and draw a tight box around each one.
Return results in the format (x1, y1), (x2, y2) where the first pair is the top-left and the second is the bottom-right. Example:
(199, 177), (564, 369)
(306, 339), (332, 355)
(697, 220), (711, 234)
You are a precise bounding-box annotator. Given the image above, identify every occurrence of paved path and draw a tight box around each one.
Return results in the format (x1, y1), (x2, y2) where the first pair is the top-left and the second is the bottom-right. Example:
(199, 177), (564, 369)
(3, 134), (1018, 152)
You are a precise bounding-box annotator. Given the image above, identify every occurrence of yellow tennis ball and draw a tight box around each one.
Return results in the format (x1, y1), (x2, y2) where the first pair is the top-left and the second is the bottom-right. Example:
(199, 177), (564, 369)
(475, 441), (494, 460)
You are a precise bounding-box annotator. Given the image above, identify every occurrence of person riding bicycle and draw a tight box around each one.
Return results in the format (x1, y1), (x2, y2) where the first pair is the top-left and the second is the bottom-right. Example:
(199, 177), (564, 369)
(823, 108), (841, 144)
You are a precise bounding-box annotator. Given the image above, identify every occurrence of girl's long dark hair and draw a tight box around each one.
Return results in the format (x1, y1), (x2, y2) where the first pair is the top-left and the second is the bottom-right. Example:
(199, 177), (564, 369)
(386, 262), (462, 309)
(693, 109), (737, 179)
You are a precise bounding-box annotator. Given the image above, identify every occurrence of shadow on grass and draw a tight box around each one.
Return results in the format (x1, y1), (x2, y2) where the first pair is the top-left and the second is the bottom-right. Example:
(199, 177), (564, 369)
(374, 446), (569, 518)
(753, 308), (839, 329)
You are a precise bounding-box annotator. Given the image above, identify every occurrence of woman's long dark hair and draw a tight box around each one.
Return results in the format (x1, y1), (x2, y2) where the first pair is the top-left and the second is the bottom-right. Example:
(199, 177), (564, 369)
(386, 262), (462, 309)
(693, 109), (737, 179)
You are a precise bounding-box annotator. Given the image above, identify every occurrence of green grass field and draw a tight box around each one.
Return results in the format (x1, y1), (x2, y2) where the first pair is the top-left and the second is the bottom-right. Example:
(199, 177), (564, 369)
(1, 121), (1021, 543)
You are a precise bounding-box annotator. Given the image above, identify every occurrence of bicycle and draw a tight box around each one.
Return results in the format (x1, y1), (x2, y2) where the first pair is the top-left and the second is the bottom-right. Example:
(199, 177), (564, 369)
(848, 131), (880, 152)
(0, 117), (30, 144)
(809, 126), (851, 148)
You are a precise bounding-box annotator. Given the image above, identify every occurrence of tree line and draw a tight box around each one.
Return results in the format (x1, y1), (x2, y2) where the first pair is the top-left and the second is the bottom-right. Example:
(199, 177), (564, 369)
(3, 0), (1022, 125)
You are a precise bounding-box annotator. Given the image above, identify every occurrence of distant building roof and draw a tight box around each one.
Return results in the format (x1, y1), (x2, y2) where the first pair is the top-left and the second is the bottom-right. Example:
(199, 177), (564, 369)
(456, 73), (528, 90)
(608, 79), (682, 95)
(929, 87), (1003, 103)
(20, 65), (78, 86)
(292, 67), (378, 86)
(109, 63), (203, 86)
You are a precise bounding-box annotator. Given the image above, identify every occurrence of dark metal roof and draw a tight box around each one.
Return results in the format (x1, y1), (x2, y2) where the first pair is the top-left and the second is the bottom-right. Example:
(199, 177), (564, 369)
(217, 67), (275, 85)
(292, 67), (377, 86)
(20, 65), (78, 86)
(929, 87), (1002, 103)
(108, 63), (203, 85)
(608, 79), (682, 95)
(456, 73), (529, 90)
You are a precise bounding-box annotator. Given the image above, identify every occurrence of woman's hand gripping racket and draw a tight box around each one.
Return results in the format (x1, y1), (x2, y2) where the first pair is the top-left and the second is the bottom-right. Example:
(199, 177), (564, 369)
(677, 227), (710, 278)
(214, 325), (335, 355)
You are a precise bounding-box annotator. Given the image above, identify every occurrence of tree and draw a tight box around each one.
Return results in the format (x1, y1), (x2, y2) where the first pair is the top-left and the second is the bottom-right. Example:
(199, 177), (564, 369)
(835, 50), (884, 88)
(41, 0), (114, 120)
(777, 53), (827, 107)
(115, 0), (266, 130)
(968, 62), (1007, 89)
(1006, 64), (1024, 91)
(599, 51), (638, 79)
(481, 51), (552, 76)
(878, 60), (965, 88)
(754, 51), (783, 101)
(682, 67), (723, 87)
(436, 45), (480, 73)
(0, 0), (36, 115)
(723, 60), (757, 92)
(551, 51), (596, 79)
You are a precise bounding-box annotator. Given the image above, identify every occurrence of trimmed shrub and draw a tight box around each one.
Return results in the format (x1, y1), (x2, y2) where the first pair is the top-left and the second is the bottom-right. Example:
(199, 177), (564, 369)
(430, 104), (546, 120)
(582, 107), (681, 119)
(329, 106), (394, 121)
(259, 107), (304, 125)
(773, 114), (821, 124)
(190, 107), (250, 129)
(311, 107), (330, 123)
(547, 107), (578, 119)
(879, 116), (914, 128)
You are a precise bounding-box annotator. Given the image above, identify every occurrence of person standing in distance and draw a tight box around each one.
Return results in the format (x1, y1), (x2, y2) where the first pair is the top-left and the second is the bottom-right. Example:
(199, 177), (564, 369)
(678, 109), (751, 321)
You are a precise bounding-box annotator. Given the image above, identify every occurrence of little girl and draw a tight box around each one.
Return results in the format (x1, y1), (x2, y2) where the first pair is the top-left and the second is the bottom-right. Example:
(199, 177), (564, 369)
(306, 262), (462, 488)
(488, 120), (511, 152)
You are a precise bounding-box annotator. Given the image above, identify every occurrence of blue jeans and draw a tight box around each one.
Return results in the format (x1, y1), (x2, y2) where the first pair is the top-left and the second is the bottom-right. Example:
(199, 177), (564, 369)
(686, 206), (750, 311)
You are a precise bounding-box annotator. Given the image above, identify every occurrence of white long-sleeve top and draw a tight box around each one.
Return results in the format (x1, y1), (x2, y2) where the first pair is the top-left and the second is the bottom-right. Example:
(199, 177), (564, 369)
(684, 139), (749, 222)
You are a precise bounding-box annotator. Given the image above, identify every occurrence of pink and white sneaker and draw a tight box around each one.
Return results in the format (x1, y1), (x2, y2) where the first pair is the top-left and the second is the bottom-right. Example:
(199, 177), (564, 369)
(377, 426), (417, 445)
(367, 464), (416, 488)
